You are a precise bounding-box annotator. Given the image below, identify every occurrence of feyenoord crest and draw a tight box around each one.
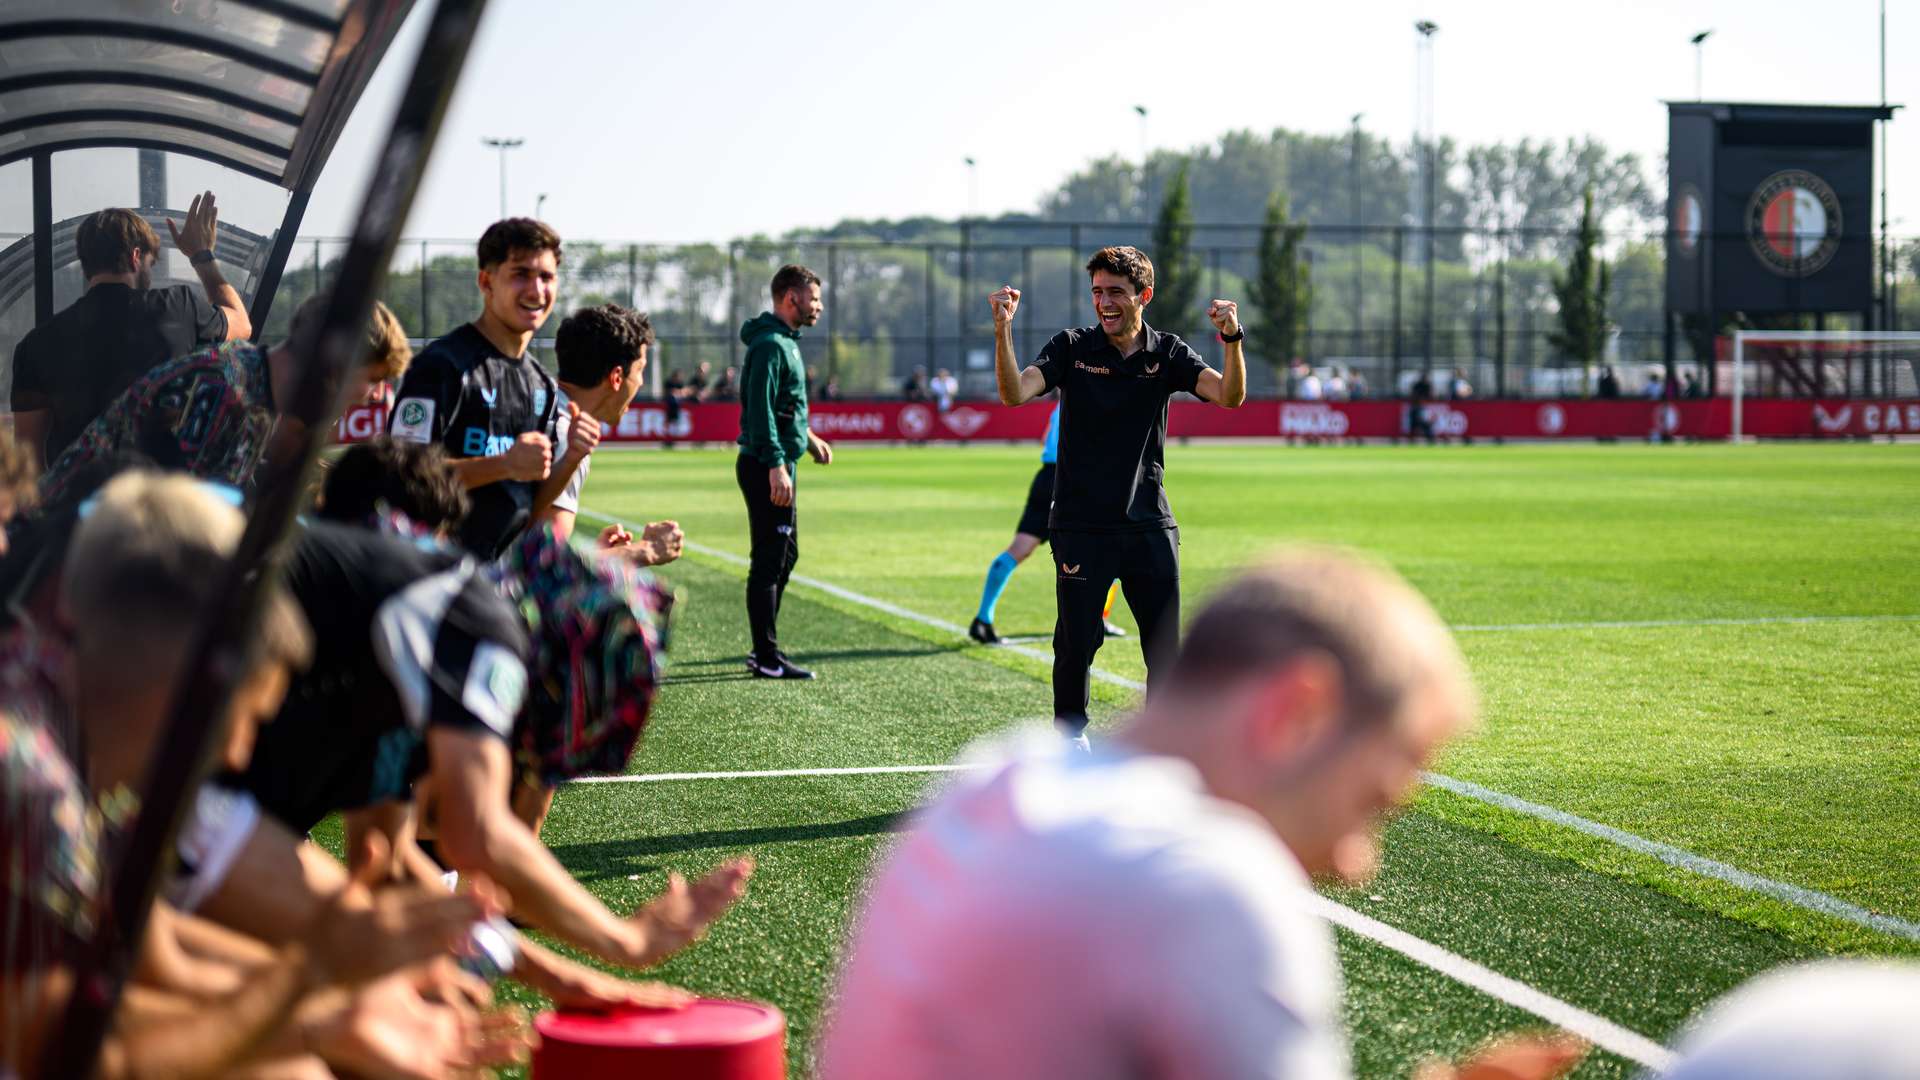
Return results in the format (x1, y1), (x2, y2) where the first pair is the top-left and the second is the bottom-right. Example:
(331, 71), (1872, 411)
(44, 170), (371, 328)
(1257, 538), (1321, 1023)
(1671, 183), (1703, 258)
(1746, 170), (1842, 277)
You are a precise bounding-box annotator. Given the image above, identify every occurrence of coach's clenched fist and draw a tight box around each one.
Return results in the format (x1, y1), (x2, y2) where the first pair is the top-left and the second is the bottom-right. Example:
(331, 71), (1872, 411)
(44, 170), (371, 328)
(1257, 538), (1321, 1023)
(991, 285), (1021, 326)
(1208, 299), (1241, 337)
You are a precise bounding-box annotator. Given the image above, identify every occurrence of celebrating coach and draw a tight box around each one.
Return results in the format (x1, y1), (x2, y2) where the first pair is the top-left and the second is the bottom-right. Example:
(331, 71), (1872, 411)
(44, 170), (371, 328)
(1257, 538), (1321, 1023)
(990, 245), (1245, 742)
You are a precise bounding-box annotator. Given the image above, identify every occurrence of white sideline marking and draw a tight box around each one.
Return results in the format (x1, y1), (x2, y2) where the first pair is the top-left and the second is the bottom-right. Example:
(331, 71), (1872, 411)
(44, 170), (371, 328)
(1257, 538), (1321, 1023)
(1307, 896), (1677, 1070)
(583, 509), (1920, 943)
(1422, 774), (1920, 942)
(570, 760), (1669, 1065)
(1454, 613), (1920, 633)
(574, 763), (975, 784)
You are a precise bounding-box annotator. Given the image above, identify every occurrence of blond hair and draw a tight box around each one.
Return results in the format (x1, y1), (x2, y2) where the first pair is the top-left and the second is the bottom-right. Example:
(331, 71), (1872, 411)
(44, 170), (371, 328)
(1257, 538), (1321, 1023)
(63, 472), (310, 690)
(289, 296), (413, 383)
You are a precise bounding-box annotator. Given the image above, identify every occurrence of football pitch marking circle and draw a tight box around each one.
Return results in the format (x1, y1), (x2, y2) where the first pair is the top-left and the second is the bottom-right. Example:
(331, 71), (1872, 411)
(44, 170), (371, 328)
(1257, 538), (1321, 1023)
(580, 508), (1919, 944)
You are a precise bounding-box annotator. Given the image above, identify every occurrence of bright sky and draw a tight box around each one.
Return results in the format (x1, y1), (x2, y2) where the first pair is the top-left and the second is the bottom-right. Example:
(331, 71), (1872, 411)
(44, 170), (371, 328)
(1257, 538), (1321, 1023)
(3, 0), (1914, 244)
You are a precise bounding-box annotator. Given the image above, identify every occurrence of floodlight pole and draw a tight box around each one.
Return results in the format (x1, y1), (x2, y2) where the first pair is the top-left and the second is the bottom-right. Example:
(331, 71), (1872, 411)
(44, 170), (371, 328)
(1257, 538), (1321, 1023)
(1351, 113), (1364, 353)
(1691, 30), (1712, 102)
(964, 156), (978, 220)
(1415, 20), (1438, 374)
(482, 135), (524, 219)
(1134, 104), (1149, 209)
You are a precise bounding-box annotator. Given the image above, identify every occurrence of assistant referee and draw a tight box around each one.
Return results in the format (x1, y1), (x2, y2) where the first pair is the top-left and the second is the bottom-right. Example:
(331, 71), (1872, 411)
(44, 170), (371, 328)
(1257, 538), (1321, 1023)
(990, 245), (1245, 741)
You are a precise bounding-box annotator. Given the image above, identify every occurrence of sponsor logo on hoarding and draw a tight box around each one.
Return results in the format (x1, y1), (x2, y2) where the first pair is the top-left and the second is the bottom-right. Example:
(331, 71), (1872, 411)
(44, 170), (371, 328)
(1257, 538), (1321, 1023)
(1861, 404), (1920, 433)
(1428, 404), (1469, 437)
(615, 408), (693, 439)
(810, 412), (887, 436)
(1813, 405), (1854, 433)
(1537, 404), (1566, 435)
(336, 405), (388, 441)
(899, 405), (933, 439)
(1747, 169), (1842, 278)
(1280, 403), (1349, 436)
(940, 407), (991, 437)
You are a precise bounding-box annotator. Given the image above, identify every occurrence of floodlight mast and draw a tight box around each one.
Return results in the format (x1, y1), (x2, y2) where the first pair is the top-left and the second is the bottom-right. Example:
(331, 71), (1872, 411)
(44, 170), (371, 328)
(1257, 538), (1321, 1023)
(43, 0), (495, 1074)
(1691, 30), (1712, 102)
(482, 134), (525, 218)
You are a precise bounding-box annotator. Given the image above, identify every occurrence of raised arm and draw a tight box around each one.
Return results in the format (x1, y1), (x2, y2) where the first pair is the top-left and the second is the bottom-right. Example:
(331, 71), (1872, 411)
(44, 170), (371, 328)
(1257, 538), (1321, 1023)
(168, 190), (251, 342)
(991, 287), (1048, 406)
(1194, 299), (1247, 408)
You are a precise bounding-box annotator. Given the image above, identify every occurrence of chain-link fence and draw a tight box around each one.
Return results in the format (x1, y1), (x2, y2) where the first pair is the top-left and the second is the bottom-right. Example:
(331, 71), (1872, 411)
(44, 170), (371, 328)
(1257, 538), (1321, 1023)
(61, 221), (1920, 402)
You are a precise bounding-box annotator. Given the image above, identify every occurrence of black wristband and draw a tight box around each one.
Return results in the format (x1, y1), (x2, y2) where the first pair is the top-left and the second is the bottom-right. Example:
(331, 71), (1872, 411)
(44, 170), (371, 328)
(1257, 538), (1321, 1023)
(189, 248), (216, 266)
(1217, 327), (1245, 343)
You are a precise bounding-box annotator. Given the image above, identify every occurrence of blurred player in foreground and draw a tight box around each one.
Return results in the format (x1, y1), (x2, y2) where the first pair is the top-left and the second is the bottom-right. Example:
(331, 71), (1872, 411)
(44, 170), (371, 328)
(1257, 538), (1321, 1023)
(822, 550), (1587, 1080)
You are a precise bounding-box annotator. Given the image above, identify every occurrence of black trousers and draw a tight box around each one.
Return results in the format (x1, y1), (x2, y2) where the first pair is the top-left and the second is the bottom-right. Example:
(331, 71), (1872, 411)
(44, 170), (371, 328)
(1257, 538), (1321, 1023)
(1050, 527), (1179, 731)
(737, 453), (799, 660)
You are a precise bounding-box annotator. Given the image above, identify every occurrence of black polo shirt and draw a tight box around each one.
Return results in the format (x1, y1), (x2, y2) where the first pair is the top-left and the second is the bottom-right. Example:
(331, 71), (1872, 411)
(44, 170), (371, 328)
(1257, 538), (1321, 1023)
(10, 283), (227, 459)
(1034, 324), (1209, 533)
(388, 324), (561, 559)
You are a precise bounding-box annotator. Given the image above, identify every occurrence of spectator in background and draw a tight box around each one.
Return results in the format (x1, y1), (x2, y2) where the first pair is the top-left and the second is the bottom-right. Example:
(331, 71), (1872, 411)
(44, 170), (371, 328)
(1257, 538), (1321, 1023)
(822, 551), (1585, 1080)
(36, 295), (410, 506)
(1596, 365), (1621, 399)
(1407, 373), (1436, 444)
(687, 360), (713, 401)
(1450, 366), (1473, 399)
(1290, 360), (1323, 400)
(1643, 368), (1665, 399)
(932, 367), (959, 412)
(820, 374), (844, 401)
(902, 366), (931, 402)
(709, 365), (739, 402)
(1681, 372), (1705, 399)
(1347, 369), (1370, 399)
(9, 196), (251, 470)
(1325, 367), (1349, 401)
(807, 364), (822, 399)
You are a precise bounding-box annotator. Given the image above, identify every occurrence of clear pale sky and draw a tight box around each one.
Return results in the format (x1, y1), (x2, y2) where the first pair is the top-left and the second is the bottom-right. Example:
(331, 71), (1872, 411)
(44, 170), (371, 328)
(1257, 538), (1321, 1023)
(3, 0), (1914, 243)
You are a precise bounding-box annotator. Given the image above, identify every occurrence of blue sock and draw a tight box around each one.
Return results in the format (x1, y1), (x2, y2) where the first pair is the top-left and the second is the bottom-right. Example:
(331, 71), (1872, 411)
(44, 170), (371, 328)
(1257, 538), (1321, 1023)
(977, 552), (1019, 623)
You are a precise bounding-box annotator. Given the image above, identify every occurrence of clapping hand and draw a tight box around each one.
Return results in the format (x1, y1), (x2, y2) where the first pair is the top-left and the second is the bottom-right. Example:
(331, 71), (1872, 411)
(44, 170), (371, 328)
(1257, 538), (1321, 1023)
(166, 190), (222, 259)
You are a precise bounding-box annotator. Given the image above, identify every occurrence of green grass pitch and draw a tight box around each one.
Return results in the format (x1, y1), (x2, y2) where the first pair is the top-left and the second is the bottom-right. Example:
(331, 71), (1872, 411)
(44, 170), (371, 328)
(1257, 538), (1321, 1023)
(362, 441), (1920, 1077)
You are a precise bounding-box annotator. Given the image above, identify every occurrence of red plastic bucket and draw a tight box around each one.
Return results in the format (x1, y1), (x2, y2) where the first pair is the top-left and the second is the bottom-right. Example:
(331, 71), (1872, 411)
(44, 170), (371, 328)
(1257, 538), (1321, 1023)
(531, 999), (786, 1079)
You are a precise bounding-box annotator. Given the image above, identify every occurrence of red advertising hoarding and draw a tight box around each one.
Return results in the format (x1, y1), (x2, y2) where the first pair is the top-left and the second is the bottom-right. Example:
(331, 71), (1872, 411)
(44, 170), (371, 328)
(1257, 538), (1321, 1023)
(334, 397), (1920, 445)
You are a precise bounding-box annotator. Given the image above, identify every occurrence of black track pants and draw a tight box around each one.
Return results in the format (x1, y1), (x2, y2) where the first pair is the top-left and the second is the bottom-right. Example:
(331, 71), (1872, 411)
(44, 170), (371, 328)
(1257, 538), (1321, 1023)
(737, 453), (799, 660)
(1050, 527), (1180, 731)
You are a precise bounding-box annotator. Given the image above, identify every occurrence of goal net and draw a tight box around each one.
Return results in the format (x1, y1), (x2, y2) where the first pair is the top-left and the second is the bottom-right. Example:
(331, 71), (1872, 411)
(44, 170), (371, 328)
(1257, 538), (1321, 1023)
(1730, 330), (1920, 439)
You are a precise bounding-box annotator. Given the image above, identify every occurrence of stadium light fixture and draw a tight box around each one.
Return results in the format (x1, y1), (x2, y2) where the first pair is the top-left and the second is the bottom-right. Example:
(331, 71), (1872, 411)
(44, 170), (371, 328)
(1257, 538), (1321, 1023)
(1691, 30), (1713, 101)
(481, 135), (525, 218)
(963, 156), (977, 220)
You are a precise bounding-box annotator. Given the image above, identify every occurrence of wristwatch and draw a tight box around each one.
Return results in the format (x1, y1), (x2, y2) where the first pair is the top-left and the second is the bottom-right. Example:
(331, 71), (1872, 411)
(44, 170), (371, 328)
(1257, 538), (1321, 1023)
(189, 249), (216, 266)
(1217, 327), (1244, 343)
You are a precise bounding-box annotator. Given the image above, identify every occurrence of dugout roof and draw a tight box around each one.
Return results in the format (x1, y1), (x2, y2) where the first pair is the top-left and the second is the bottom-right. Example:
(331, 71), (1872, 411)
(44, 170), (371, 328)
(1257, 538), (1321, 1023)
(3, 0), (417, 341)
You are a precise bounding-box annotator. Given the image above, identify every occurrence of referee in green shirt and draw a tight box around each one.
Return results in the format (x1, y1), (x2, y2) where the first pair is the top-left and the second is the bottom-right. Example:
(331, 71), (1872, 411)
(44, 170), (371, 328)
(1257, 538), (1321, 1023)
(737, 264), (834, 679)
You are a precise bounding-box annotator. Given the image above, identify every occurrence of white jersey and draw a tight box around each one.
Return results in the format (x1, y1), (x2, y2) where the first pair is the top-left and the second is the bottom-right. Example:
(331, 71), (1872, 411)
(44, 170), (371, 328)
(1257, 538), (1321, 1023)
(819, 733), (1349, 1080)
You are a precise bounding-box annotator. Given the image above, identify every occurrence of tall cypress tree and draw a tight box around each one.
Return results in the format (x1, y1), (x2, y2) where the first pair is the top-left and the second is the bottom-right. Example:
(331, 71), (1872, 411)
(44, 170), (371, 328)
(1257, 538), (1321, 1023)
(1150, 160), (1204, 336)
(1549, 187), (1611, 365)
(1253, 191), (1312, 368)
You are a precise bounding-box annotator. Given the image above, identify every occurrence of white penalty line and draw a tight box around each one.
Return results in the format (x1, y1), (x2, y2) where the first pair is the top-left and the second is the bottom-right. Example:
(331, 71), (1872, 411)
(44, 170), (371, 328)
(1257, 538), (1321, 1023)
(584, 508), (1920, 947)
(1453, 613), (1920, 633)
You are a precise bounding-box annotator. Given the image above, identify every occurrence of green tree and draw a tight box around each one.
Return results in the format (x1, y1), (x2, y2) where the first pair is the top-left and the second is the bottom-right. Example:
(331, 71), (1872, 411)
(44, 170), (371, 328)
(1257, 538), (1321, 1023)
(1548, 187), (1611, 365)
(1252, 192), (1311, 368)
(1150, 160), (1204, 336)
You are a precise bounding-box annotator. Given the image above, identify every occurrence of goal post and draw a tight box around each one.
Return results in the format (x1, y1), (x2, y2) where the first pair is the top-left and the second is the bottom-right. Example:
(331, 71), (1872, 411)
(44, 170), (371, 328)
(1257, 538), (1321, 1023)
(1730, 330), (1920, 440)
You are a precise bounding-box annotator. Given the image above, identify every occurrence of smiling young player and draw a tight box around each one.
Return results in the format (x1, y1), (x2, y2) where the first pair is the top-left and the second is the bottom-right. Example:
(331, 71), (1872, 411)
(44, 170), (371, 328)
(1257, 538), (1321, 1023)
(390, 218), (567, 559)
(990, 246), (1246, 743)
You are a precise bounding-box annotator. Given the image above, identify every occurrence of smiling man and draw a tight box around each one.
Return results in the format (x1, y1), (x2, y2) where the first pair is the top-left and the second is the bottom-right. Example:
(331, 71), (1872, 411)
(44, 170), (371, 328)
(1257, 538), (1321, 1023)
(391, 218), (566, 559)
(990, 246), (1246, 743)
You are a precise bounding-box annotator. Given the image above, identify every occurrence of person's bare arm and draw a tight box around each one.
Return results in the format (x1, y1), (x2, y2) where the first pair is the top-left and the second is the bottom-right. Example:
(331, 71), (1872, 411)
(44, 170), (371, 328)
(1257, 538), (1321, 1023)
(991, 286), (1048, 405)
(1193, 299), (1247, 408)
(429, 727), (753, 970)
(534, 402), (599, 521)
(168, 190), (251, 342)
(448, 431), (550, 491)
